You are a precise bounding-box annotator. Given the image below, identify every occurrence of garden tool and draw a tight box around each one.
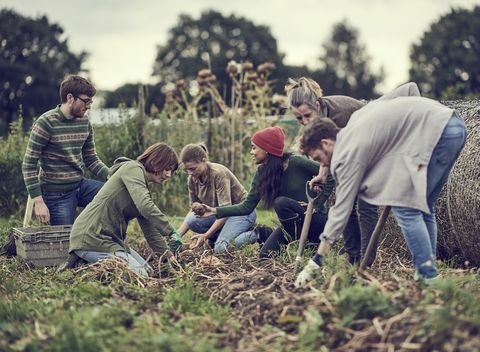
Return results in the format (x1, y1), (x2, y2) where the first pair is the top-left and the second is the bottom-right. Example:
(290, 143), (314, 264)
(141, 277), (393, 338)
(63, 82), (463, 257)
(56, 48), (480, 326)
(294, 181), (322, 273)
(23, 195), (34, 227)
(359, 205), (391, 271)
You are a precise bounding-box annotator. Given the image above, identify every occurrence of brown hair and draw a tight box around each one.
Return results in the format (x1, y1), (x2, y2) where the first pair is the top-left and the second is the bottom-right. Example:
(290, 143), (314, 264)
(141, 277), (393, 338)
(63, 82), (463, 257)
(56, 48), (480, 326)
(300, 118), (340, 155)
(284, 77), (323, 109)
(59, 75), (96, 103)
(137, 143), (179, 174)
(180, 143), (208, 163)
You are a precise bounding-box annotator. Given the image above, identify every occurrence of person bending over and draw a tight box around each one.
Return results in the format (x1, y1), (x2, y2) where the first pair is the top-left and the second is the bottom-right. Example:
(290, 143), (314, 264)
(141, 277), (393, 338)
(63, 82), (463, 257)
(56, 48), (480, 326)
(295, 83), (466, 286)
(69, 143), (183, 276)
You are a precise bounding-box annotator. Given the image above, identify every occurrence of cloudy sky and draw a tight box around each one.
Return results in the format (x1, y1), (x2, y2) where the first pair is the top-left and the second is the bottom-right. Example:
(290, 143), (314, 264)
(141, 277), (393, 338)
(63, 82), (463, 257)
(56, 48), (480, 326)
(1, 0), (478, 93)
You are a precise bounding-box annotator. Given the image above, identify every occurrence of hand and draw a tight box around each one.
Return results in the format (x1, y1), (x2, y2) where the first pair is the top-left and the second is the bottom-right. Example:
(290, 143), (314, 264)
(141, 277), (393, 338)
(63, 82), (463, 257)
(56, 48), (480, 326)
(191, 202), (206, 216)
(295, 256), (323, 287)
(190, 234), (207, 249)
(168, 239), (183, 252)
(199, 204), (216, 218)
(33, 196), (50, 224)
(309, 165), (329, 191)
(168, 230), (183, 252)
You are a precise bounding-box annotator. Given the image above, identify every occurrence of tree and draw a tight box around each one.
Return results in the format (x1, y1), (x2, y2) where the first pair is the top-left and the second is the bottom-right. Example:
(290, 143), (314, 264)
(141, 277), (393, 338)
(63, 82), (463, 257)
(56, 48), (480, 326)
(103, 83), (164, 114)
(409, 6), (480, 99)
(152, 10), (286, 98)
(103, 83), (142, 108)
(0, 9), (86, 135)
(313, 21), (384, 99)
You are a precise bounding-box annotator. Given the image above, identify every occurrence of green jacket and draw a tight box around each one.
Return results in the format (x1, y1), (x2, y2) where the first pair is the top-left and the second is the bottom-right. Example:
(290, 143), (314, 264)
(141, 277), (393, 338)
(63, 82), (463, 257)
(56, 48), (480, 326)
(216, 155), (334, 218)
(69, 158), (174, 255)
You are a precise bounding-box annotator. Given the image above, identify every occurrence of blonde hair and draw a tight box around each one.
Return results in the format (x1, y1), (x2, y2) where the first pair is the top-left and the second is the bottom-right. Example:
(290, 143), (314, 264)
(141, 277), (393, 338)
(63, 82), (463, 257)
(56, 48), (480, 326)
(284, 77), (323, 109)
(180, 143), (209, 163)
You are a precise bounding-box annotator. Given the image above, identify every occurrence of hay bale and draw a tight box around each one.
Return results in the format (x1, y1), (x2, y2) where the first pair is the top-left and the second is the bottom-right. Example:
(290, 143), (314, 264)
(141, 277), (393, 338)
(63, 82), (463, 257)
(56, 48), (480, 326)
(439, 100), (480, 265)
(380, 100), (480, 266)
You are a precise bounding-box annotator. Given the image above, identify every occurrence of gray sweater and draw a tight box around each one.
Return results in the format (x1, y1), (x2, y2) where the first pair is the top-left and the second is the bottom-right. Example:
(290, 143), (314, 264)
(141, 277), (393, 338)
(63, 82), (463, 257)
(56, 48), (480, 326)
(321, 83), (454, 244)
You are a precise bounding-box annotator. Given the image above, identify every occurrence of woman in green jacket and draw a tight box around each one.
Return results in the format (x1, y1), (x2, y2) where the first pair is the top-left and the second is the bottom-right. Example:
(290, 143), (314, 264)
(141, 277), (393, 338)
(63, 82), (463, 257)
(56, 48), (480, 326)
(199, 127), (335, 258)
(69, 143), (182, 276)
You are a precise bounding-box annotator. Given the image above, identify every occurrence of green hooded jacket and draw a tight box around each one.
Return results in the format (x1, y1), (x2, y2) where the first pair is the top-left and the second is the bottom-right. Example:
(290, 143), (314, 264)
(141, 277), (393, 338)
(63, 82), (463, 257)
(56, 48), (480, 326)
(69, 158), (174, 255)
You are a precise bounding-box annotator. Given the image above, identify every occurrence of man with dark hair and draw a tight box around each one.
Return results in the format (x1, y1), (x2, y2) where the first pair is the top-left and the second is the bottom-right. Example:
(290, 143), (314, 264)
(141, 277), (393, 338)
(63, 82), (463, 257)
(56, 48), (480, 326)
(295, 83), (467, 286)
(22, 75), (109, 225)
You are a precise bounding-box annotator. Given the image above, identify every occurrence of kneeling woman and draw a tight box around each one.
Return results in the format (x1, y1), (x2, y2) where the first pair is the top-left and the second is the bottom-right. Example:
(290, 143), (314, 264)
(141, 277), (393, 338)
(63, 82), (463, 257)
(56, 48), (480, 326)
(200, 127), (334, 258)
(69, 143), (182, 276)
(177, 144), (256, 253)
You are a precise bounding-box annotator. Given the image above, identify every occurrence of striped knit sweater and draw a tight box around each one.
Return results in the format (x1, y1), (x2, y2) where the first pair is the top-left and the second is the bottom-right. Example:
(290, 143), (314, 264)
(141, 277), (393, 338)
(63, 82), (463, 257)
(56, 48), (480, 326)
(22, 106), (109, 198)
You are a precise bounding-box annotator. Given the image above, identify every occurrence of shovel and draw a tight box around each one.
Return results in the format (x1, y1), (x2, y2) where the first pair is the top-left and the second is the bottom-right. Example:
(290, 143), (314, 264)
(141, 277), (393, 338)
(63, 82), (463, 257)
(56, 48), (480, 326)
(294, 181), (322, 273)
(359, 205), (391, 271)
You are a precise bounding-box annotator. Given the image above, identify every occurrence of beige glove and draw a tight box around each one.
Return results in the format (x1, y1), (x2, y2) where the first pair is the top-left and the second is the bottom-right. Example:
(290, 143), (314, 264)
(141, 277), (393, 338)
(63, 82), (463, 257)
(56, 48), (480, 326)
(295, 259), (322, 287)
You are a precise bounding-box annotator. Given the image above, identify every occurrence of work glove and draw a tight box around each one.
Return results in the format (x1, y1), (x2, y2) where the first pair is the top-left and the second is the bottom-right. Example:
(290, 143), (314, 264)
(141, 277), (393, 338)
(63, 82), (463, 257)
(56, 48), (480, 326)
(168, 230), (183, 252)
(295, 253), (323, 287)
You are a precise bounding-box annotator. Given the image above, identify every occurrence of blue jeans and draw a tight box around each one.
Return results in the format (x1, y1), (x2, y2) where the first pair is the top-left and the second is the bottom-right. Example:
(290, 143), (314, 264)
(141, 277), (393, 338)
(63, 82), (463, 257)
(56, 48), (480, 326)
(392, 114), (466, 279)
(43, 178), (104, 225)
(185, 210), (257, 253)
(74, 248), (152, 277)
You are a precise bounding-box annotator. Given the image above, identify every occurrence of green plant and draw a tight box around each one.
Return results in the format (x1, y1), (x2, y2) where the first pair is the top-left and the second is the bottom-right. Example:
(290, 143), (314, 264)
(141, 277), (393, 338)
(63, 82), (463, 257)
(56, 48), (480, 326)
(298, 307), (328, 351)
(161, 279), (228, 320)
(0, 118), (28, 216)
(335, 284), (399, 326)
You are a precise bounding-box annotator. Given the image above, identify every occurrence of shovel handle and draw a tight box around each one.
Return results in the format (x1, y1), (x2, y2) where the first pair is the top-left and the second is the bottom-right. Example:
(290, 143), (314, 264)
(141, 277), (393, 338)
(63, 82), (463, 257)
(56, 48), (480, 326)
(294, 198), (316, 273)
(305, 180), (323, 202)
(359, 205), (391, 271)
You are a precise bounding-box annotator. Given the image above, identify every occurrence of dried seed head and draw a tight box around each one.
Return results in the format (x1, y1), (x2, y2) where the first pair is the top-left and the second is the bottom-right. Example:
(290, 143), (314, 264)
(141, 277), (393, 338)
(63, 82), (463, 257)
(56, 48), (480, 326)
(176, 79), (187, 90)
(242, 62), (254, 72)
(227, 63), (238, 75)
(245, 71), (258, 81)
(207, 74), (217, 83)
(197, 69), (211, 79)
(165, 91), (176, 103)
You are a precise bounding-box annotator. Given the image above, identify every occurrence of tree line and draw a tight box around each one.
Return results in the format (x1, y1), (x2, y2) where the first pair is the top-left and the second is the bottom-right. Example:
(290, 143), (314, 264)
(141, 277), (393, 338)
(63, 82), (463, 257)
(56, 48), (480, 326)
(1, 6), (479, 136)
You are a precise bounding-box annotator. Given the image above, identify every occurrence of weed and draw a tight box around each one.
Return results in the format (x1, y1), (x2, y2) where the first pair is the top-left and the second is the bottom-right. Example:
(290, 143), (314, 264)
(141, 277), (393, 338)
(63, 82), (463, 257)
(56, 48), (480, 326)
(298, 307), (328, 351)
(335, 284), (400, 326)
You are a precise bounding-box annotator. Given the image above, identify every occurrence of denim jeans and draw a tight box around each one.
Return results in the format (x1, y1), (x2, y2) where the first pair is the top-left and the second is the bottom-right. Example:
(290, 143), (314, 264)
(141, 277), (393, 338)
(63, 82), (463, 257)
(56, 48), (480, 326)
(42, 178), (104, 225)
(74, 248), (152, 277)
(185, 210), (257, 253)
(392, 114), (466, 279)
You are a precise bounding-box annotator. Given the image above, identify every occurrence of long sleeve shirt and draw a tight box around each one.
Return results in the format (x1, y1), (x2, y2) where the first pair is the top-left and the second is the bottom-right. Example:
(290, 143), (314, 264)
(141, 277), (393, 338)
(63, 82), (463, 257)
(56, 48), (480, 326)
(216, 155), (334, 218)
(188, 162), (247, 207)
(22, 106), (109, 198)
(320, 82), (454, 244)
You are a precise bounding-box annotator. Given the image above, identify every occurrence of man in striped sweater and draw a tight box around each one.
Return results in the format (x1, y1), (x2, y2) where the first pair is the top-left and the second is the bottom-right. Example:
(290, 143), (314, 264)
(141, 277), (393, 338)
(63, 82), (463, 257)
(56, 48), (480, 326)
(22, 75), (109, 225)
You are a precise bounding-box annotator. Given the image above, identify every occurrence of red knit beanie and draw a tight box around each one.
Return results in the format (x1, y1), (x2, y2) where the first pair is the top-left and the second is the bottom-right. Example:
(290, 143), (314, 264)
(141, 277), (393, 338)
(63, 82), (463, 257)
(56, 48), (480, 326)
(251, 127), (285, 157)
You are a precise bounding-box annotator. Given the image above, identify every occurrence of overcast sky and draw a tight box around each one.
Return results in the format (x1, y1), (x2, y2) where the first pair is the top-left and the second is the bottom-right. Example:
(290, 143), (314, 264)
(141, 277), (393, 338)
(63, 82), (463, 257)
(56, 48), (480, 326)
(1, 0), (478, 93)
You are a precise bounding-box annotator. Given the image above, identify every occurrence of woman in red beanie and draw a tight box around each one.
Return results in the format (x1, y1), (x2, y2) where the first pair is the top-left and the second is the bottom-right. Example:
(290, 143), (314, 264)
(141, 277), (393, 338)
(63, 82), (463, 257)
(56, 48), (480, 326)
(198, 126), (335, 258)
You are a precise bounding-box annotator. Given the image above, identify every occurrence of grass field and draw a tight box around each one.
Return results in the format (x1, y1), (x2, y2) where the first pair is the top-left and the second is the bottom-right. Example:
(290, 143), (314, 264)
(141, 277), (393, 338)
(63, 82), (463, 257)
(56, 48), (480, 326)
(1, 212), (480, 351)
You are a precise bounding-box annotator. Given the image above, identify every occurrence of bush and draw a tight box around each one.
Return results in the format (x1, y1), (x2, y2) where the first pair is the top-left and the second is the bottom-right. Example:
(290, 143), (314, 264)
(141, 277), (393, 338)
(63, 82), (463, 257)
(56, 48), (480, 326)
(0, 118), (28, 217)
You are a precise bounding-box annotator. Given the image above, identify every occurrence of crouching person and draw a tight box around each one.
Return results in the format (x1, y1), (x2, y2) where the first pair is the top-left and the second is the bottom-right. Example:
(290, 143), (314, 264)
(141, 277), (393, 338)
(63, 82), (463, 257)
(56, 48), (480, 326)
(295, 84), (466, 286)
(68, 143), (183, 276)
(177, 143), (256, 253)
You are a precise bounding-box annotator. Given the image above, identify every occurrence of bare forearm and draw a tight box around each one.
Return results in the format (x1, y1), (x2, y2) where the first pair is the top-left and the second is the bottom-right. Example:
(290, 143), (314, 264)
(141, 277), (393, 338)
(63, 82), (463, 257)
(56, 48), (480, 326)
(204, 218), (227, 238)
